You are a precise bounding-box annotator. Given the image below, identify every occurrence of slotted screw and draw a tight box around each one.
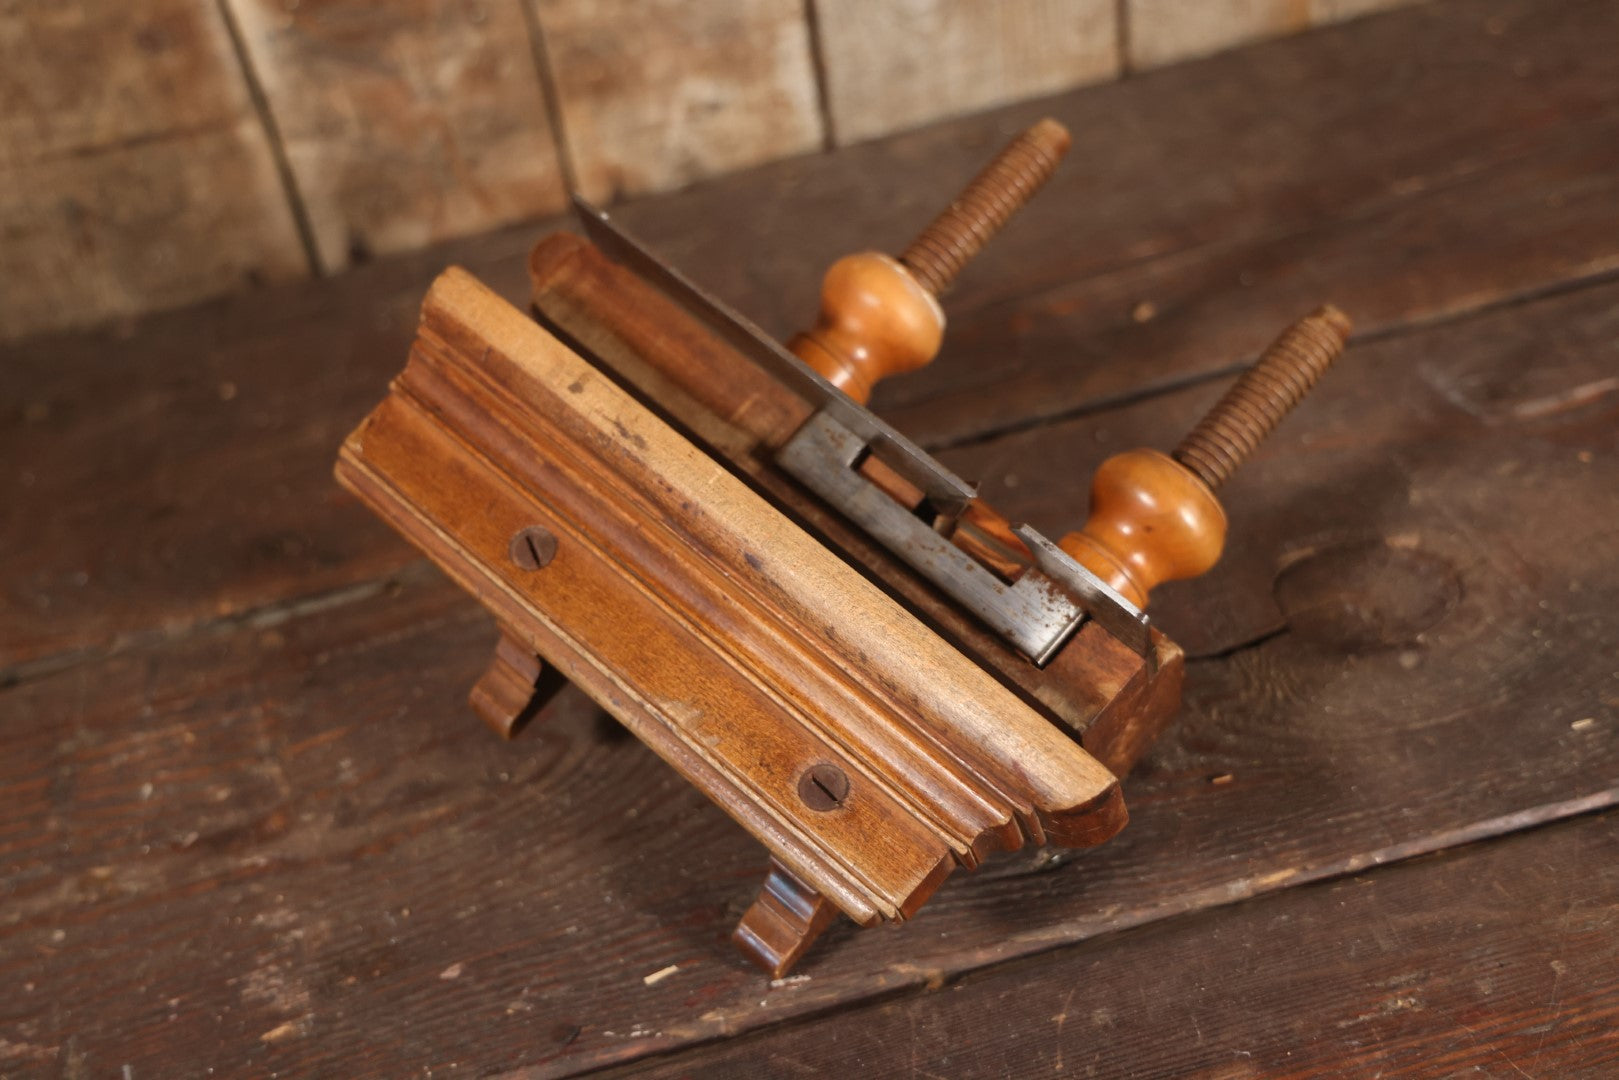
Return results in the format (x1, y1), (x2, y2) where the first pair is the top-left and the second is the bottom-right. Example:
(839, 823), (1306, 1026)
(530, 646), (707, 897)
(797, 764), (850, 811)
(1173, 305), (1353, 491)
(508, 525), (557, 570)
(898, 118), (1072, 297)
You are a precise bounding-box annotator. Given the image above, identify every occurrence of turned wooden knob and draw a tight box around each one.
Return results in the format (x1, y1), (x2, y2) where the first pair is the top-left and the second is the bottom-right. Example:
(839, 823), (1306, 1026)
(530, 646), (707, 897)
(1059, 450), (1227, 608)
(1060, 306), (1352, 608)
(789, 253), (944, 404)
(789, 119), (1071, 404)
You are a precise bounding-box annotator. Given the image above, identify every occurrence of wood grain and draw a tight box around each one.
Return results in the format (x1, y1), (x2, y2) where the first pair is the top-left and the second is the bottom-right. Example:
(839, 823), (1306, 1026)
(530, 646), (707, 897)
(813, 0), (1117, 144)
(526, 232), (1186, 781)
(612, 810), (1619, 1078)
(1126, 0), (1312, 70)
(4, 9), (1618, 1070)
(531, 0), (823, 202)
(0, 0), (307, 341)
(3, 267), (1615, 1077)
(1313, 0), (1423, 22)
(6, 0), (1616, 693)
(336, 268), (1125, 927)
(612, 0), (1619, 446)
(0, 0), (1451, 339)
(531, 233), (1191, 780)
(885, 118), (1619, 447)
(225, 0), (569, 274)
(938, 273), (1619, 660)
(0, 218), (547, 676)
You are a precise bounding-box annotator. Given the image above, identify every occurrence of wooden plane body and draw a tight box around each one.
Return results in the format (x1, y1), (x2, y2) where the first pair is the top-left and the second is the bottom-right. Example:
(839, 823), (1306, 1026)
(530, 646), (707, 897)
(337, 226), (1188, 975)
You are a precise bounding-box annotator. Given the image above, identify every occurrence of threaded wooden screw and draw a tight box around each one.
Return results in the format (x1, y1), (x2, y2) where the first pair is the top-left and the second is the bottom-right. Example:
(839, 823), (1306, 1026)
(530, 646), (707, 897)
(1173, 305), (1353, 491)
(898, 118), (1072, 297)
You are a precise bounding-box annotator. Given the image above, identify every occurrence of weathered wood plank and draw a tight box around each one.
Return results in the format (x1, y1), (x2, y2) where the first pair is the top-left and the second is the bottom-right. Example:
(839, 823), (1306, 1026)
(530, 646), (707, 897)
(225, 0), (569, 274)
(5, 0), (1614, 693)
(614, 810), (1619, 1078)
(611, 0), (1619, 438)
(939, 270), (1619, 654)
(629, 0), (1574, 329)
(0, 0), (307, 341)
(1127, 0), (1311, 70)
(1127, 0), (1423, 71)
(1313, 0), (1423, 23)
(813, 0), (1118, 144)
(0, 0), (242, 159)
(3, 273), (1616, 1077)
(531, 0), (823, 202)
(1, 219), (547, 675)
(935, 271), (1619, 660)
(885, 115), (1619, 447)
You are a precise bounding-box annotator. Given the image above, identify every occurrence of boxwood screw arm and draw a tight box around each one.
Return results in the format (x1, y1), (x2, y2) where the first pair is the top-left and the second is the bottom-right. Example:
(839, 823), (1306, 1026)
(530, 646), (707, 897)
(1060, 306), (1353, 608)
(789, 119), (1073, 404)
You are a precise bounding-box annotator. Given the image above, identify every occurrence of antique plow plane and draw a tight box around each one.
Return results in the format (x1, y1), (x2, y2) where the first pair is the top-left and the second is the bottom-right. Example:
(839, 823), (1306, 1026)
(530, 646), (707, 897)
(335, 121), (1348, 975)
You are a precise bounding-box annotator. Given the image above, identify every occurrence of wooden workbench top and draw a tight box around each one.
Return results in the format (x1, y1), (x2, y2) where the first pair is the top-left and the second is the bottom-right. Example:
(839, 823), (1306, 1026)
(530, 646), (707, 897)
(4, 0), (1617, 1075)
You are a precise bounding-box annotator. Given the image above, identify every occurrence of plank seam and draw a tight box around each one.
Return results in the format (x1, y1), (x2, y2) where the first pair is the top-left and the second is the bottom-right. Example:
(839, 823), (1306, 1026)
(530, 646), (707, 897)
(213, 0), (323, 277)
(518, 0), (583, 199)
(921, 260), (1619, 456)
(801, 0), (840, 150)
(9, 256), (1619, 692)
(1115, 0), (1133, 77)
(535, 790), (1619, 1078)
(0, 562), (445, 692)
